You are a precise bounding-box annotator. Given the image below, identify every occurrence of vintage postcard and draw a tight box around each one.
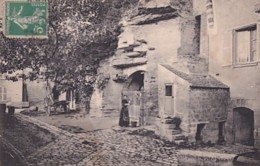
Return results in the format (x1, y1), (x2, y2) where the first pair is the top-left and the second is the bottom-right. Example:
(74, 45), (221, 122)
(0, 0), (259, 166)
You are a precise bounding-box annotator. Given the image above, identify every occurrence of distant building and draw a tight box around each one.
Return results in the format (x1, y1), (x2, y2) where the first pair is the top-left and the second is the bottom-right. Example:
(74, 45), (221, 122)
(0, 70), (77, 112)
(25, 79), (77, 112)
(0, 73), (28, 108)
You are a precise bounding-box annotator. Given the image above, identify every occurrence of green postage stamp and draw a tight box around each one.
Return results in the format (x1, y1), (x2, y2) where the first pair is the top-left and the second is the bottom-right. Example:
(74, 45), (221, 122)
(5, 1), (48, 38)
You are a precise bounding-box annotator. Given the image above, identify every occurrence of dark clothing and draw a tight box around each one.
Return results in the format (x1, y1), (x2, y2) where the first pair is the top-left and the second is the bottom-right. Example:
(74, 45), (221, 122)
(52, 85), (60, 101)
(119, 99), (129, 127)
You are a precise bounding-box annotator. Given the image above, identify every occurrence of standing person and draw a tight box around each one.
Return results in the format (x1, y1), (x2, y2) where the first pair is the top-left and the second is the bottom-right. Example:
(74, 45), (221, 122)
(43, 95), (52, 116)
(52, 83), (60, 102)
(51, 82), (60, 114)
(119, 95), (130, 127)
(44, 81), (54, 116)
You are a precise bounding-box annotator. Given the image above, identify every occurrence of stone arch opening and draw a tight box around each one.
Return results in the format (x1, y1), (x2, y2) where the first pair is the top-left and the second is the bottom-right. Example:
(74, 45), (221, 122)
(122, 71), (145, 126)
(233, 107), (254, 146)
(123, 71), (145, 91)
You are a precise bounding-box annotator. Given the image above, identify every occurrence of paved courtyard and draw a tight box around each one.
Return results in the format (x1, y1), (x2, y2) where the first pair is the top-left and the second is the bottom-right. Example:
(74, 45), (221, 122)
(16, 114), (179, 166)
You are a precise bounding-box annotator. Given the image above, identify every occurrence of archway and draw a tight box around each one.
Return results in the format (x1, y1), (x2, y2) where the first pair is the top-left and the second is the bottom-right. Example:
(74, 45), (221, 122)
(122, 71), (145, 126)
(233, 107), (254, 146)
(123, 71), (145, 91)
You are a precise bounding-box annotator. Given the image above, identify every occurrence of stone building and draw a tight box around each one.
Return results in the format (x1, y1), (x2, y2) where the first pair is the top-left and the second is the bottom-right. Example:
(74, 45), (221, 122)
(90, 0), (221, 140)
(193, 0), (260, 148)
(0, 73), (28, 108)
(157, 64), (229, 143)
(154, 0), (232, 144)
(24, 78), (77, 112)
(90, 0), (260, 148)
(90, 0), (182, 120)
(91, 0), (232, 144)
(90, 0), (203, 123)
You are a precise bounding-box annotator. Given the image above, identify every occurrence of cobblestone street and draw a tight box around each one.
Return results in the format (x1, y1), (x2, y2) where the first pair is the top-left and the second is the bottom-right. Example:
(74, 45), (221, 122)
(16, 114), (179, 166)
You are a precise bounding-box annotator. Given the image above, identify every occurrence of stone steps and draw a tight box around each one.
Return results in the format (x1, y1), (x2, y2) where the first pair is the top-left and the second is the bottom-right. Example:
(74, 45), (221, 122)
(155, 118), (187, 144)
(171, 129), (187, 144)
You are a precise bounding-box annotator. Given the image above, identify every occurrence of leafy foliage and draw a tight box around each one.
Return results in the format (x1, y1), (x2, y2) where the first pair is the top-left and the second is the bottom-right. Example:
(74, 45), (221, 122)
(0, 0), (138, 109)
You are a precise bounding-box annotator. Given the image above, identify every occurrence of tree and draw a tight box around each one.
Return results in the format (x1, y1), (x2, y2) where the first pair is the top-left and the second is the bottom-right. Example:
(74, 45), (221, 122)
(0, 0), (138, 111)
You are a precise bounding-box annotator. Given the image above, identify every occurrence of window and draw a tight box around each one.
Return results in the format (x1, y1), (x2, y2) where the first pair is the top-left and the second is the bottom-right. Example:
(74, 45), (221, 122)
(0, 87), (7, 101)
(165, 84), (173, 96)
(234, 25), (257, 64)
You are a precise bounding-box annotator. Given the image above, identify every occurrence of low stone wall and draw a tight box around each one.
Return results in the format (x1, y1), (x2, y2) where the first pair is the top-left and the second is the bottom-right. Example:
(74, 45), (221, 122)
(177, 150), (236, 166)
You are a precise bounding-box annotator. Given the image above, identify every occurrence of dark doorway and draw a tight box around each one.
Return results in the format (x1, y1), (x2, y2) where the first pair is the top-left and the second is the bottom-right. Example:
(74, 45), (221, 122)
(127, 71), (144, 91)
(218, 121), (225, 144)
(122, 71), (145, 126)
(234, 107), (254, 146)
(196, 123), (206, 142)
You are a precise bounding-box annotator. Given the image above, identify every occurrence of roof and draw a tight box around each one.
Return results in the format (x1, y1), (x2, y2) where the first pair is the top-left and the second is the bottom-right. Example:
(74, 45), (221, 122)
(161, 64), (229, 89)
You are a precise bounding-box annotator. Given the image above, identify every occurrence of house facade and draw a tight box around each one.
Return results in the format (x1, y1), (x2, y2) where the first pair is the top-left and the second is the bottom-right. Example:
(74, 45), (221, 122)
(194, 0), (260, 147)
(0, 73), (28, 108)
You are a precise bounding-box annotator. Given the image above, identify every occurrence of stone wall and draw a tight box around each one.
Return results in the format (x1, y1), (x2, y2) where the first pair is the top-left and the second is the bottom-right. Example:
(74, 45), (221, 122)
(178, 18), (199, 56)
(193, 0), (206, 15)
(189, 88), (229, 122)
(188, 88), (229, 143)
(178, 150), (235, 166)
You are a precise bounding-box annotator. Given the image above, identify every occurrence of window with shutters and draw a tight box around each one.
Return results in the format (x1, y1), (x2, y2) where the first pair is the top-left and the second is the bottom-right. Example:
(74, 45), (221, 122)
(233, 24), (258, 64)
(0, 87), (7, 101)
